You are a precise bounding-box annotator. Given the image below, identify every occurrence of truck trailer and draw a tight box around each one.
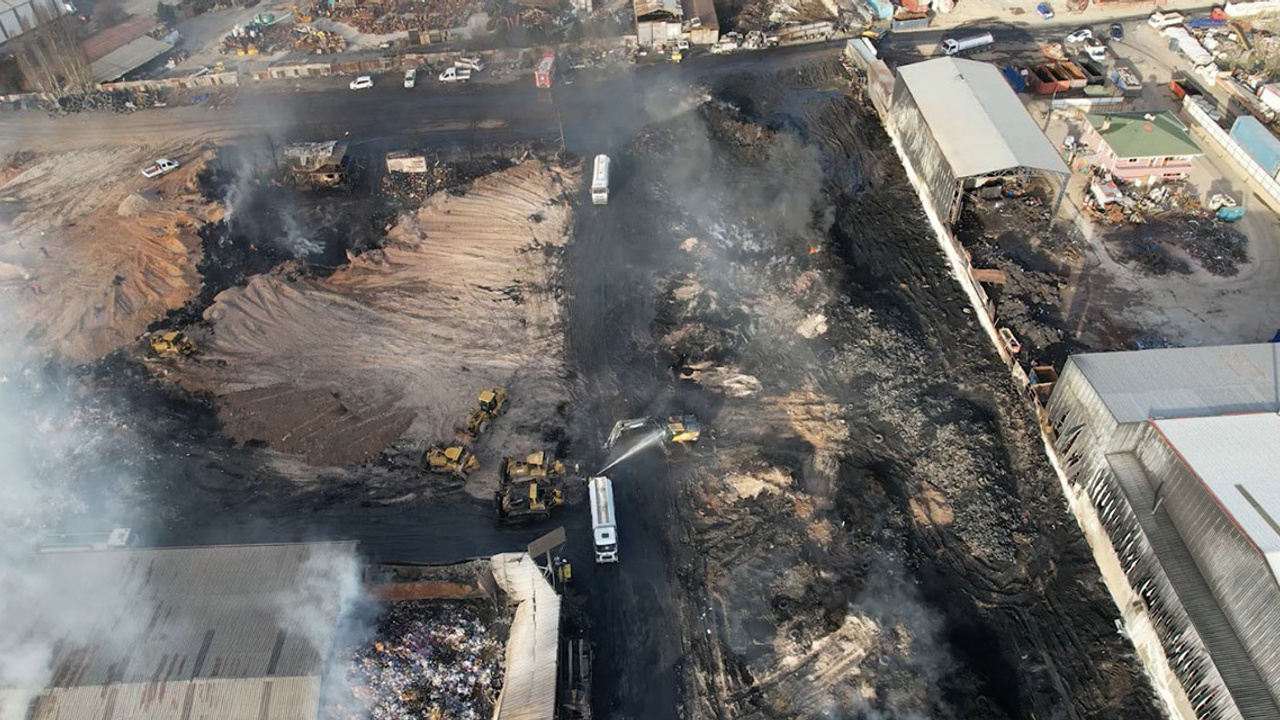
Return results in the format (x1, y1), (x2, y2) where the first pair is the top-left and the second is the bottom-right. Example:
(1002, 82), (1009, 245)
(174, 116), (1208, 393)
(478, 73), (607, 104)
(942, 31), (994, 56)
(589, 476), (618, 564)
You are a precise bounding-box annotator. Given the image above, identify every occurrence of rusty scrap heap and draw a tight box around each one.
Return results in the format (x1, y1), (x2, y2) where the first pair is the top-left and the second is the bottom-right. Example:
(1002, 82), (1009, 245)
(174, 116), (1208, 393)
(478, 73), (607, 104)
(327, 601), (505, 720)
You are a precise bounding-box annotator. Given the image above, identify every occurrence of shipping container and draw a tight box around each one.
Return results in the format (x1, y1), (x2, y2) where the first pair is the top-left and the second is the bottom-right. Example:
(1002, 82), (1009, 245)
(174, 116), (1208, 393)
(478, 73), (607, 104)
(891, 15), (930, 30)
(1002, 66), (1027, 92)
(1230, 115), (1280, 176)
(1075, 58), (1105, 86)
(1257, 83), (1280, 115)
(1058, 61), (1087, 88)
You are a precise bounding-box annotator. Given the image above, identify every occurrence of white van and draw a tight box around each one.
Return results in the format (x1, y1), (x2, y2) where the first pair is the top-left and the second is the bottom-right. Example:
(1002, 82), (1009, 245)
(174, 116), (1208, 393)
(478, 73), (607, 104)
(589, 476), (618, 563)
(591, 154), (610, 205)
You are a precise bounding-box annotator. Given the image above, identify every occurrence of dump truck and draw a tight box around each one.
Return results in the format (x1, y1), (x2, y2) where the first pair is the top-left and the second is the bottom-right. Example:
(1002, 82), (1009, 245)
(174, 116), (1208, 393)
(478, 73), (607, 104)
(425, 444), (479, 477)
(148, 330), (196, 357)
(462, 387), (508, 440)
(494, 477), (564, 525)
(604, 414), (701, 450)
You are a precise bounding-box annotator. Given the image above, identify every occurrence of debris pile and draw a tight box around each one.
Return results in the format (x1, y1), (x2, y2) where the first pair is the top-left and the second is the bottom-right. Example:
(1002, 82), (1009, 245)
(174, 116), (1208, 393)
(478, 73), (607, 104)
(312, 0), (478, 35)
(1106, 216), (1249, 276)
(36, 88), (169, 115)
(381, 157), (516, 203)
(327, 601), (504, 720)
(292, 24), (348, 54)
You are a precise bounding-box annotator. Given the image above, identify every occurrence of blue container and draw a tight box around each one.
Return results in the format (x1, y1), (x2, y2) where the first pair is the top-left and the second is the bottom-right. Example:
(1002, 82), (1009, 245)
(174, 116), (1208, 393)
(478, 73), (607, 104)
(866, 0), (894, 20)
(1002, 66), (1026, 93)
(1230, 116), (1280, 177)
(1186, 17), (1226, 29)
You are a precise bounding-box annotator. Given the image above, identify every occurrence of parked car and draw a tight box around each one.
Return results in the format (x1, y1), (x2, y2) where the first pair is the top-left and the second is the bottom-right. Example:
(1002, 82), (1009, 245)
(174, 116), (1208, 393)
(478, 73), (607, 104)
(141, 158), (179, 178)
(1084, 37), (1108, 60)
(349, 75), (373, 90)
(1065, 27), (1092, 44)
(1109, 22), (1124, 41)
(1036, 3), (1054, 20)
(403, 69), (416, 88)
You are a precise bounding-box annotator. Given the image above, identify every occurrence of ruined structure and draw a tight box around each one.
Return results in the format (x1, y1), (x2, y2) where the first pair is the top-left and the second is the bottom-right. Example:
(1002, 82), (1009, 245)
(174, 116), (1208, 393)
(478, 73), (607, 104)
(1047, 344), (1280, 720)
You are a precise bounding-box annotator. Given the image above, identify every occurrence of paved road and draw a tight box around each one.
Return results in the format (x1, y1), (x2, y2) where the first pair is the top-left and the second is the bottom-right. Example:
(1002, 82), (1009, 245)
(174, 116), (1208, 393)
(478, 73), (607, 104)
(0, 42), (838, 155)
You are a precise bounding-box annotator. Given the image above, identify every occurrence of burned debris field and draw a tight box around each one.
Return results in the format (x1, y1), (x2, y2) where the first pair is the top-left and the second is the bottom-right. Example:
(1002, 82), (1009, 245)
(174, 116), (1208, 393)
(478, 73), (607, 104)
(0, 59), (1159, 720)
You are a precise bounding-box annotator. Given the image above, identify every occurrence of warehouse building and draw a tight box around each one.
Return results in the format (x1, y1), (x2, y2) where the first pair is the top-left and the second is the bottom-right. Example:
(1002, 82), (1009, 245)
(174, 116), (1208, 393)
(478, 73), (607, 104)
(2, 542), (357, 720)
(888, 57), (1069, 224)
(1047, 343), (1280, 720)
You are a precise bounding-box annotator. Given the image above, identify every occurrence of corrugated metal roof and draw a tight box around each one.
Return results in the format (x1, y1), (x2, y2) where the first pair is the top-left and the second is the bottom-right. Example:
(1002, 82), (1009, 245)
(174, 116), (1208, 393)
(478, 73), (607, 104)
(5, 542), (356, 720)
(89, 34), (174, 83)
(0, 0), (68, 43)
(895, 58), (1069, 178)
(1068, 343), (1280, 423)
(1154, 413), (1280, 569)
(490, 553), (559, 720)
(633, 0), (681, 20)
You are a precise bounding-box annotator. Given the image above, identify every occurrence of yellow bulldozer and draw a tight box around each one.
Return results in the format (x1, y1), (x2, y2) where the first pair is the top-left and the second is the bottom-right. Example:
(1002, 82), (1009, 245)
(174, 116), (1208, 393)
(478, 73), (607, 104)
(424, 444), (479, 478)
(461, 387), (508, 440)
(494, 477), (564, 525)
(500, 450), (577, 483)
(148, 330), (196, 358)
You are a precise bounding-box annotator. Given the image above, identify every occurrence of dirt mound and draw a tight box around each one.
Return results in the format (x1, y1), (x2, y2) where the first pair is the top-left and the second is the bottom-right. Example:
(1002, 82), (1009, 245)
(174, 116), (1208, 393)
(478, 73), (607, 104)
(168, 161), (576, 473)
(0, 147), (218, 364)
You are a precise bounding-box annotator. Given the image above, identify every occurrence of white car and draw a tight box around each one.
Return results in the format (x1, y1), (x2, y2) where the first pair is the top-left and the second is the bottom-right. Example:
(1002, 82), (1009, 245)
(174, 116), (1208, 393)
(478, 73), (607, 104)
(349, 75), (373, 90)
(141, 158), (179, 178)
(1065, 27), (1092, 44)
(403, 69), (417, 88)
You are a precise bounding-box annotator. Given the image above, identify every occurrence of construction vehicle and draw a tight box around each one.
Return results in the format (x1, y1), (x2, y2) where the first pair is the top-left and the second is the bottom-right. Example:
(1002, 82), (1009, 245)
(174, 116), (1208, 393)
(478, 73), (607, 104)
(425, 444), (479, 477)
(463, 387), (508, 438)
(148, 330), (196, 357)
(604, 414), (701, 450)
(501, 450), (575, 483)
(494, 477), (564, 525)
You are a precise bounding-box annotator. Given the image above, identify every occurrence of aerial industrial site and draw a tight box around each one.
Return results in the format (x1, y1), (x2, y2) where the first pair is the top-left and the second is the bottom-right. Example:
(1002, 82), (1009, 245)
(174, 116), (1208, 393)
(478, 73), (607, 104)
(3, 0), (1280, 718)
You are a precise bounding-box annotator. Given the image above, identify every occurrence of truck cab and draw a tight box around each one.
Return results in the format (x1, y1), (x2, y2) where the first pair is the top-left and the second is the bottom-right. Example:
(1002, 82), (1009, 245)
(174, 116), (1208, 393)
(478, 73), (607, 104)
(589, 476), (618, 563)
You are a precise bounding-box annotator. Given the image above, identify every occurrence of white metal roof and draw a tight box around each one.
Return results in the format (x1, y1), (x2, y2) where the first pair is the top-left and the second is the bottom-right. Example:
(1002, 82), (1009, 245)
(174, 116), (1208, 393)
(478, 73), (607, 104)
(489, 553), (559, 720)
(896, 58), (1069, 178)
(89, 35), (174, 83)
(4, 542), (356, 720)
(1154, 413), (1280, 579)
(1069, 343), (1280, 423)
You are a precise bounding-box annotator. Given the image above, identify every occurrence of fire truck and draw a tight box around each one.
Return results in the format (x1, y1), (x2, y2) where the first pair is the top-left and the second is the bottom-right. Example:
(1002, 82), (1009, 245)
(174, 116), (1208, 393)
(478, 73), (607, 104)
(535, 52), (556, 88)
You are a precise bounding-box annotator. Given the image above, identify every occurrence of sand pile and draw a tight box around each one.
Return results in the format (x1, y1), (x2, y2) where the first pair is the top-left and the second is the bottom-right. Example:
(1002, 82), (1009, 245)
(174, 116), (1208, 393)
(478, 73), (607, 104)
(171, 161), (576, 471)
(0, 147), (218, 364)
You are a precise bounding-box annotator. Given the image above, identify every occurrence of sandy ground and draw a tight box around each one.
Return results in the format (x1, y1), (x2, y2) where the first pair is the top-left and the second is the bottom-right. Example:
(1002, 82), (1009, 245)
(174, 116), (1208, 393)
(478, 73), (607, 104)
(164, 160), (576, 481)
(0, 147), (220, 364)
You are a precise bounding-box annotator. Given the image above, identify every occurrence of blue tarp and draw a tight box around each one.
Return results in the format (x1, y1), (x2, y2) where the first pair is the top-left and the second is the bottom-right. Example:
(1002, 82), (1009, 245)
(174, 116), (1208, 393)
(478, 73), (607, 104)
(1230, 115), (1280, 177)
(866, 0), (894, 20)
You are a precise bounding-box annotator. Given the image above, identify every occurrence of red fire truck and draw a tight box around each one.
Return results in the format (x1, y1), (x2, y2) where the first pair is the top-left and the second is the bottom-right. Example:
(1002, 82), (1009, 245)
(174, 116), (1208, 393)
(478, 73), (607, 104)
(535, 53), (556, 88)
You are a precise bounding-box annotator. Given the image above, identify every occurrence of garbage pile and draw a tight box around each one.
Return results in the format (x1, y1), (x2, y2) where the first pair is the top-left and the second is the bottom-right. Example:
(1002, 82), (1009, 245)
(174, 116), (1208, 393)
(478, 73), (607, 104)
(1105, 215), (1249, 277)
(1082, 172), (1201, 225)
(293, 25), (347, 54)
(381, 157), (515, 204)
(311, 0), (478, 35)
(36, 88), (169, 115)
(220, 15), (293, 55)
(326, 601), (504, 720)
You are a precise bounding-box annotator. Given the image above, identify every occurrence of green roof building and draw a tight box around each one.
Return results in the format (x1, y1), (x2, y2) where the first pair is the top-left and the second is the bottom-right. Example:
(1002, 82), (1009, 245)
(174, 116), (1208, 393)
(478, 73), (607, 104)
(1083, 110), (1203, 182)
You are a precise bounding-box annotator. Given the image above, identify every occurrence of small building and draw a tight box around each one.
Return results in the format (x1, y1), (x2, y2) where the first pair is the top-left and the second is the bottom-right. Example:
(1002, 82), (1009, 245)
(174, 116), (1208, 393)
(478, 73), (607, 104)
(889, 57), (1069, 224)
(634, 0), (682, 46)
(1047, 343), (1280, 720)
(281, 140), (351, 188)
(680, 0), (718, 45)
(1082, 110), (1203, 183)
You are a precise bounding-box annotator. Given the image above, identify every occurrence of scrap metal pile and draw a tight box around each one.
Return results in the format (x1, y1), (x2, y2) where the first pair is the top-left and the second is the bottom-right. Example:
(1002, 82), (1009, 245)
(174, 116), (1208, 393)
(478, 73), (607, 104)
(327, 601), (504, 720)
(311, 0), (479, 34)
(35, 88), (169, 115)
(1105, 216), (1249, 277)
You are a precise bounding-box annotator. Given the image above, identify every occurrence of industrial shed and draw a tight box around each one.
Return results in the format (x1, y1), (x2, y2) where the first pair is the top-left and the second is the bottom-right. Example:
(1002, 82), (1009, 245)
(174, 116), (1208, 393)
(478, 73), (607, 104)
(889, 57), (1069, 223)
(633, 0), (682, 46)
(1, 542), (357, 720)
(1047, 344), (1280, 720)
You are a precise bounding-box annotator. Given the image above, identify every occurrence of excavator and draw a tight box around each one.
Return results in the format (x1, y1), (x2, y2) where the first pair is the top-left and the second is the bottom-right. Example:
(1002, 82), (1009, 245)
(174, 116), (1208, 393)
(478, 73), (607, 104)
(604, 414), (701, 450)
(500, 450), (576, 483)
(494, 478), (564, 525)
(148, 330), (196, 358)
(424, 444), (479, 478)
(461, 387), (509, 440)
